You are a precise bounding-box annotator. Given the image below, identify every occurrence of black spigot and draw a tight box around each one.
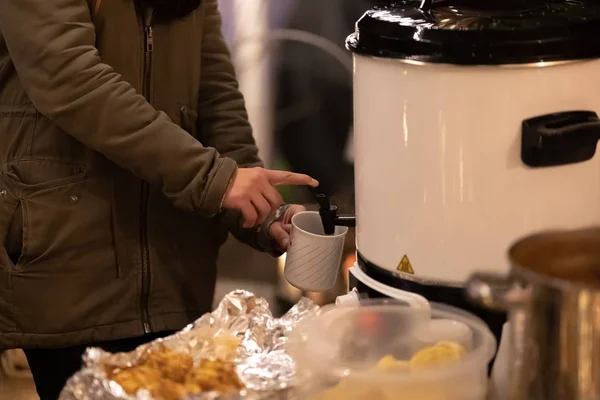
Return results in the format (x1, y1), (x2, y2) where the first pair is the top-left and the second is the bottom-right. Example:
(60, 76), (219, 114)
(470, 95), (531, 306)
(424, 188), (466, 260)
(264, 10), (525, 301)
(311, 189), (356, 235)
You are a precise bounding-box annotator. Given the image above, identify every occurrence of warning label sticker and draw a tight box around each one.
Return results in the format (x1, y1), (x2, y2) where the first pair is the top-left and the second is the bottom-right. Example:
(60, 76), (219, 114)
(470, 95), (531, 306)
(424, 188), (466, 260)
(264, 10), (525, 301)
(397, 255), (415, 274)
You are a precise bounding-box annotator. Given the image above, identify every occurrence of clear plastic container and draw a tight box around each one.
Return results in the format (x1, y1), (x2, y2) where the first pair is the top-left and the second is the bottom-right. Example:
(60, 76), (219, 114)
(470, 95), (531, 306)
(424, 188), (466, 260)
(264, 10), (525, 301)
(289, 299), (497, 400)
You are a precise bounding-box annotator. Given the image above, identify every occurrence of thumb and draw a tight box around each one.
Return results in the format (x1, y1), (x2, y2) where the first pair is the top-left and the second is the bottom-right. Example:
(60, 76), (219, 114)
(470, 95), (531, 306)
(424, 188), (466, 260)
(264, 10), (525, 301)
(270, 222), (290, 250)
(264, 170), (319, 187)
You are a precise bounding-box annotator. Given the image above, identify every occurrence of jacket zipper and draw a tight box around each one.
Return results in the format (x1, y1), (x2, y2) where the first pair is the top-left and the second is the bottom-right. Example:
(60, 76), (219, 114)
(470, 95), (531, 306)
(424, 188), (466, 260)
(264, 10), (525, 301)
(140, 7), (154, 334)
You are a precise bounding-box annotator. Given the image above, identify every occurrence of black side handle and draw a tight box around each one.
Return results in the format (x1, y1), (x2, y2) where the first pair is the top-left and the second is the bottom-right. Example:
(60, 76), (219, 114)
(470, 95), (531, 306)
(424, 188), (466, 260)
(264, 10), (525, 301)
(522, 111), (600, 168)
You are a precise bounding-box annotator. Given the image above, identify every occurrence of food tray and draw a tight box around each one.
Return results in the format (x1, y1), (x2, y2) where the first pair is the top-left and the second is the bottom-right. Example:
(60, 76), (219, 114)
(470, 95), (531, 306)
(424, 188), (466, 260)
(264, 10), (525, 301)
(59, 290), (319, 400)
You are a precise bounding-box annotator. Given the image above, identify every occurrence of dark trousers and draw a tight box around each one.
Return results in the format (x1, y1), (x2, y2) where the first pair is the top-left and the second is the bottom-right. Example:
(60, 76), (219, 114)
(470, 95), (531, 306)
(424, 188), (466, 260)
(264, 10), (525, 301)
(23, 331), (174, 400)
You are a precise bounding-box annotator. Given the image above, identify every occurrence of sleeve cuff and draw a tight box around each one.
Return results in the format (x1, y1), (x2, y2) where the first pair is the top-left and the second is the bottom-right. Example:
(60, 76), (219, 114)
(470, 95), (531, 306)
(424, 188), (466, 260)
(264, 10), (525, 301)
(198, 157), (238, 217)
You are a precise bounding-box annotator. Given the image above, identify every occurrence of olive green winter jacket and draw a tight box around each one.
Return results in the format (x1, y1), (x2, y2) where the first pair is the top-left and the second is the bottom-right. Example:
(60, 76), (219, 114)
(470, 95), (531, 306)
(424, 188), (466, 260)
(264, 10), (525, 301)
(0, 0), (271, 349)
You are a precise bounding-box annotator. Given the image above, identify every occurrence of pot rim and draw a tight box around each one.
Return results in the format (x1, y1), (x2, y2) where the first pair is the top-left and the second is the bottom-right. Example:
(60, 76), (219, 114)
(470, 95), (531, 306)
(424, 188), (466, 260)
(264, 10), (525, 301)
(508, 226), (600, 291)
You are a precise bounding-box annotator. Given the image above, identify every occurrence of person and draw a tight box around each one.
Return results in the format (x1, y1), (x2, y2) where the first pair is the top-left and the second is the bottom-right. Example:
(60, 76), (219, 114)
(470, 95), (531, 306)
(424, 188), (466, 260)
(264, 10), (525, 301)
(0, 0), (317, 398)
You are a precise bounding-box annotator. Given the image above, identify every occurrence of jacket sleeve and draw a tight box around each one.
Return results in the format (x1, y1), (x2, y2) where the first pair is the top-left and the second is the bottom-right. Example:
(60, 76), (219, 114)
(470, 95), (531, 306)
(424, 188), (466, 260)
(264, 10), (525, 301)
(199, 0), (281, 255)
(0, 0), (237, 217)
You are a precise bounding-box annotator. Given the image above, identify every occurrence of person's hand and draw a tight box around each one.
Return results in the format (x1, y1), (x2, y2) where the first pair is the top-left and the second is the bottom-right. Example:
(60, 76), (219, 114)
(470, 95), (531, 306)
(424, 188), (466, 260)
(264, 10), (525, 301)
(269, 204), (305, 251)
(222, 168), (318, 228)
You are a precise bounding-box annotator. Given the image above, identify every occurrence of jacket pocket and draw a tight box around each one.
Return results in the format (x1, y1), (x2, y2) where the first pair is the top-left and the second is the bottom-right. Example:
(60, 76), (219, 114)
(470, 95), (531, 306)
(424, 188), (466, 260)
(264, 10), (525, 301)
(0, 181), (23, 272)
(4, 160), (124, 334)
(0, 177), (19, 334)
(4, 159), (90, 271)
(6, 158), (87, 190)
(5, 200), (24, 268)
(0, 159), (87, 271)
(179, 106), (199, 138)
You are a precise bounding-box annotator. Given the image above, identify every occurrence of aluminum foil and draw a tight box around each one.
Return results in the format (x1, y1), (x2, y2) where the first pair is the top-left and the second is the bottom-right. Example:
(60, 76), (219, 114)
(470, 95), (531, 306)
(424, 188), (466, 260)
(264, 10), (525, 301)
(59, 290), (319, 400)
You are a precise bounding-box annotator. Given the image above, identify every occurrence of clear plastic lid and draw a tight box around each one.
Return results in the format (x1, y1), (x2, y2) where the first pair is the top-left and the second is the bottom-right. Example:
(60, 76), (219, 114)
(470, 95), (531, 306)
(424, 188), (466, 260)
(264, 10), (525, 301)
(290, 299), (497, 399)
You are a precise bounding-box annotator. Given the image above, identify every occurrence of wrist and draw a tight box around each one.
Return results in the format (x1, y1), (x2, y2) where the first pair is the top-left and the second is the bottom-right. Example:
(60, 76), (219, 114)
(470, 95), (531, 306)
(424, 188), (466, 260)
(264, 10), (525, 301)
(218, 167), (238, 213)
(256, 204), (290, 256)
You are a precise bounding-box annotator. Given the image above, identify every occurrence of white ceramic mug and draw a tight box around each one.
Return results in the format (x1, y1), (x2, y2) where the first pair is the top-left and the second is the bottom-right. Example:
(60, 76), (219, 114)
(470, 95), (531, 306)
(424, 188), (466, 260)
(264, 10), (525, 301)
(284, 211), (348, 292)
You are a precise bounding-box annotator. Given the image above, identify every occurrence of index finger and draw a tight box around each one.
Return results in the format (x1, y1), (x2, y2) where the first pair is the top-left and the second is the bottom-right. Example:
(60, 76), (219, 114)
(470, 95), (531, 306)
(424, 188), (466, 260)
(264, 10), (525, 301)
(264, 170), (319, 187)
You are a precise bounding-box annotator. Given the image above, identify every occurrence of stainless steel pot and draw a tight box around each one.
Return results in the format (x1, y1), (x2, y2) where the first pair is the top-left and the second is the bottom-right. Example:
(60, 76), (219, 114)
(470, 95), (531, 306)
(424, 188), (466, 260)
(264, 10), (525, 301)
(466, 227), (600, 400)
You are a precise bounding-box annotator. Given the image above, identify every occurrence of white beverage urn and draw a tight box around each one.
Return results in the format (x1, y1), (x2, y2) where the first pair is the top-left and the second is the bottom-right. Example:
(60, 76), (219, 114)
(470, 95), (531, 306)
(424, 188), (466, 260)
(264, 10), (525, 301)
(310, 0), (600, 344)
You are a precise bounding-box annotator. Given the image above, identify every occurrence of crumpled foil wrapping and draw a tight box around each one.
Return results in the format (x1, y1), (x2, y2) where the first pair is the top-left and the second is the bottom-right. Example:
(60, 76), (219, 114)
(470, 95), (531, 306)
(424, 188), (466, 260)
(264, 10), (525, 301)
(59, 290), (319, 400)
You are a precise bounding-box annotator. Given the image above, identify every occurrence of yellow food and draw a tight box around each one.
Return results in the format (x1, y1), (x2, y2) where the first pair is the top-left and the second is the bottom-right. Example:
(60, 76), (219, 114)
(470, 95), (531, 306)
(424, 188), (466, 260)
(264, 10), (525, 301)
(373, 355), (410, 373)
(110, 365), (162, 395)
(150, 379), (190, 400)
(409, 341), (467, 369)
(318, 341), (467, 400)
(107, 344), (244, 400)
(187, 358), (244, 394)
(141, 347), (194, 383)
(185, 328), (241, 361)
(213, 332), (242, 361)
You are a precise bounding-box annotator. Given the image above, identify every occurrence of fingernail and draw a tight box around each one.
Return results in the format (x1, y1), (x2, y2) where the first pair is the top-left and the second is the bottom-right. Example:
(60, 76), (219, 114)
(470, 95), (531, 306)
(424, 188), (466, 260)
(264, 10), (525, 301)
(311, 179), (319, 187)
